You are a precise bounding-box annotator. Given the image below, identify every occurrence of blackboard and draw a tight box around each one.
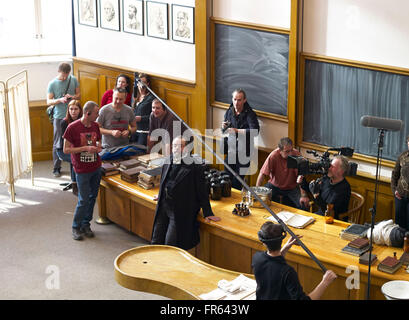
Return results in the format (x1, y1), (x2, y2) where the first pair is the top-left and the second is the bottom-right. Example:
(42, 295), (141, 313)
(214, 23), (289, 116)
(303, 58), (409, 161)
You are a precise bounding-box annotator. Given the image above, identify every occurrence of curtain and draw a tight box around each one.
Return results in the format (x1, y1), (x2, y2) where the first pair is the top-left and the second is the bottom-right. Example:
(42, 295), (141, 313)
(0, 82), (8, 182)
(0, 71), (32, 185)
(303, 60), (409, 161)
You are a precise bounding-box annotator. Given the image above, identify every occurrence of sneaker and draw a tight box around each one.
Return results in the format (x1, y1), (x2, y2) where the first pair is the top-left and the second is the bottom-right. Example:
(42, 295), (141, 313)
(72, 228), (83, 241)
(80, 225), (94, 238)
(72, 182), (78, 196)
(53, 169), (61, 178)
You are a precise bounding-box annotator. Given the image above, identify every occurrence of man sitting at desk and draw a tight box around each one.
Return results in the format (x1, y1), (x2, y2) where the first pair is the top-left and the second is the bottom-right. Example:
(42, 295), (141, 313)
(256, 137), (309, 210)
(151, 136), (221, 250)
(308, 155), (351, 220)
(97, 87), (137, 149)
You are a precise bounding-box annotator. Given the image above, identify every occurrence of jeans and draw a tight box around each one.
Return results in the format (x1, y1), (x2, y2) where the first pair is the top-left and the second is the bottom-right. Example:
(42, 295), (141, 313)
(52, 118), (64, 171)
(395, 196), (409, 230)
(56, 149), (76, 182)
(72, 168), (101, 229)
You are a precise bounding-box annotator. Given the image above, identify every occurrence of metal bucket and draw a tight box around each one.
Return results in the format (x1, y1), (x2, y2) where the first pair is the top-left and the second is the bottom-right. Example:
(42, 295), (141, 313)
(247, 187), (272, 208)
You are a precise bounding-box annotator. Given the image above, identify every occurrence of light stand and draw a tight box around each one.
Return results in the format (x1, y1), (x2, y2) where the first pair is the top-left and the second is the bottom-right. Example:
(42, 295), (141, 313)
(366, 129), (385, 300)
(136, 75), (328, 274)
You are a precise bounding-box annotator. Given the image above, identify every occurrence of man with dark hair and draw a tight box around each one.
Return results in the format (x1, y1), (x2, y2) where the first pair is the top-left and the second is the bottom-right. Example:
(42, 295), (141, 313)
(309, 155), (351, 220)
(47, 62), (80, 177)
(252, 221), (337, 300)
(147, 99), (186, 156)
(222, 88), (259, 190)
(97, 87), (137, 149)
(256, 137), (309, 210)
(63, 101), (102, 241)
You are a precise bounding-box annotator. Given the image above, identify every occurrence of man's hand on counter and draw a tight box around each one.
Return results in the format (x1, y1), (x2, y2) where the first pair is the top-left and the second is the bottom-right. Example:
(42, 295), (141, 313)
(205, 216), (221, 222)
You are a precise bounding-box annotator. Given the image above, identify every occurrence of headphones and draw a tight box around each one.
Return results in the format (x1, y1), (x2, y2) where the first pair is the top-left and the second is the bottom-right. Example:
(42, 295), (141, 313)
(257, 226), (287, 245)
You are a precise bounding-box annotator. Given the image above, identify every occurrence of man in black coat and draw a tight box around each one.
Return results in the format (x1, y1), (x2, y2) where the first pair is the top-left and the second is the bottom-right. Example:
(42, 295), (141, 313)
(151, 136), (221, 250)
(222, 88), (260, 190)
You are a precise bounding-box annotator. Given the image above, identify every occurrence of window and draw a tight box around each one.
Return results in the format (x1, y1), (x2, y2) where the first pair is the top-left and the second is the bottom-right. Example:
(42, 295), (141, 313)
(0, 0), (72, 58)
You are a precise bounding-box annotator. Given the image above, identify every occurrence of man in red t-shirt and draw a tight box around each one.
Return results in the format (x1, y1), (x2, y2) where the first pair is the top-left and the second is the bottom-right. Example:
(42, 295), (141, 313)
(63, 101), (102, 240)
(256, 137), (309, 210)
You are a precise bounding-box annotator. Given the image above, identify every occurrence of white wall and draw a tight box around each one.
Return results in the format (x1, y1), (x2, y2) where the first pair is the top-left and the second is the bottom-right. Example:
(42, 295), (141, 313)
(303, 0), (409, 69)
(212, 0), (291, 29)
(74, 0), (196, 81)
(0, 57), (70, 101)
(211, 0), (291, 150)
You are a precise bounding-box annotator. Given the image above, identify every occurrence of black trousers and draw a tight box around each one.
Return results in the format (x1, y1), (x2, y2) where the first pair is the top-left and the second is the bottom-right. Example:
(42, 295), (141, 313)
(151, 200), (177, 246)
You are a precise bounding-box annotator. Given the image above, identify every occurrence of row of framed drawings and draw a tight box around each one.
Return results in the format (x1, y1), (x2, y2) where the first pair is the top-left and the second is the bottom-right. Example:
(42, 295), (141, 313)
(78, 0), (195, 43)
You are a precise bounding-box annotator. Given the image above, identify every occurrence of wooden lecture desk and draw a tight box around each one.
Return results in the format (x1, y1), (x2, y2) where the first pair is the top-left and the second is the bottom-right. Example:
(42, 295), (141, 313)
(98, 174), (409, 300)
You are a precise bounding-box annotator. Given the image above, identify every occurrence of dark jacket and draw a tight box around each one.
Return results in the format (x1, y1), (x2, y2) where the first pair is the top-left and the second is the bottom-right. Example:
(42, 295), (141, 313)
(391, 150), (409, 198)
(133, 93), (154, 131)
(152, 156), (214, 250)
(315, 176), (351, 219)
(252, 251), (310, 300)
(222, 102), (260, 156)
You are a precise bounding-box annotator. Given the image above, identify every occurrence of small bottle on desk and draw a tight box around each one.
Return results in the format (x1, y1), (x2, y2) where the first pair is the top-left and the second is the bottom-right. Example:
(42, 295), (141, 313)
(325, 204), (334, 224)
(404, 232), (409, 253)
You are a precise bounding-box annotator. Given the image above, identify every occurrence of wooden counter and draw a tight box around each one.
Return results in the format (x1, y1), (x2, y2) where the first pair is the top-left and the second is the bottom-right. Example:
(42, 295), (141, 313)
(97, 174), (409, 300)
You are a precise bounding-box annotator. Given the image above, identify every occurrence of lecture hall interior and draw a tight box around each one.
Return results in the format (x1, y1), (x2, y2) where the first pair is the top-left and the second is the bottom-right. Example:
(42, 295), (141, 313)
(1, 0), (409, 302)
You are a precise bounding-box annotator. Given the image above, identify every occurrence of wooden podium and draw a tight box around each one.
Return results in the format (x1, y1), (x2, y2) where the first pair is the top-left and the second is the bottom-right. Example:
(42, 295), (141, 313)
(114, 245), (255, 300)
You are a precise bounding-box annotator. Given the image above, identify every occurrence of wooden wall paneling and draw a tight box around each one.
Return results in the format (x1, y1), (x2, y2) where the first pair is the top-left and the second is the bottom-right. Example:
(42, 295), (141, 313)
(162, 88), (191, 125)
(297, 264), (350, 300)
(77, 70), (102, 106)
(130, 201), (155, 242)
(29, 101), (53, 161)
(346, 175), (395, 224)
(209, 234), (253, 274)
(105, 185), (132, 231)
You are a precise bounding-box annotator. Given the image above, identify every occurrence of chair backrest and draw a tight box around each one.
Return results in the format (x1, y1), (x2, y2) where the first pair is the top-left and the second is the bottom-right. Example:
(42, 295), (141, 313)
(338, 191), (365, 224)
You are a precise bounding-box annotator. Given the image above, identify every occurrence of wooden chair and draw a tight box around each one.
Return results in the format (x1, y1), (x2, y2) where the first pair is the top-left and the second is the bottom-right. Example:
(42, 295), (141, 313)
(309, 191), (365, 224)
(338, 191), (365, 224)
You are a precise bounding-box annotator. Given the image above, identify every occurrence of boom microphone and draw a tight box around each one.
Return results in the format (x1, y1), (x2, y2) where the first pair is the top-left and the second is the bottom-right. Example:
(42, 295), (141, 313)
(360, 115), (403, 132)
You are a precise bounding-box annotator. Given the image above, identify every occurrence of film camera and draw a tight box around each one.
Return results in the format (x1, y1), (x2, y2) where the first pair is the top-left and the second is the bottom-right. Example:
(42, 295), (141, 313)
(287, 147), (358, 176)
(287, 147), (358, 195)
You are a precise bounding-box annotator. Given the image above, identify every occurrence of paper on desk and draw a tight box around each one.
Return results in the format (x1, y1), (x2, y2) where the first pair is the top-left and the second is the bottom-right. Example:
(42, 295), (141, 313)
(199, 274), (256, 300)
(267, 211), (315, 229)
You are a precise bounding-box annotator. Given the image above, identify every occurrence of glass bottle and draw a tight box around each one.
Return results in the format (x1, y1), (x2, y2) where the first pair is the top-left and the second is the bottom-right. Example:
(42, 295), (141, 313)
(325, 204), (334, 224)
(404, 232), (409, 253)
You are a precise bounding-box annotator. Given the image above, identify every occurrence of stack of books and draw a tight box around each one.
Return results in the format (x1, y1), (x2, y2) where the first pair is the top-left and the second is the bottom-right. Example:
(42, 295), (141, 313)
(359, 251), (377, 265)
(377, 256), (403, 274)
(120, 166), (146, 183)
(119, 158), (141, 171)
(137, 167), (162, 190)
(341, 238), (370, 256)
(101, 163), (119, 176)
(340, 223), (370, 241)
(137, 152), (165, 166)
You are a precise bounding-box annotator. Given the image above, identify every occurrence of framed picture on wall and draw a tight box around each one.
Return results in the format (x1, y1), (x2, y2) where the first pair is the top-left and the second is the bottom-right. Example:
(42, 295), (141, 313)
(78, 0), (98, 27)
(171, 4), (194, 44)
(122, 0), (143, 35)
(99, 0), (120, 31)
(146, 1), (168, 40)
